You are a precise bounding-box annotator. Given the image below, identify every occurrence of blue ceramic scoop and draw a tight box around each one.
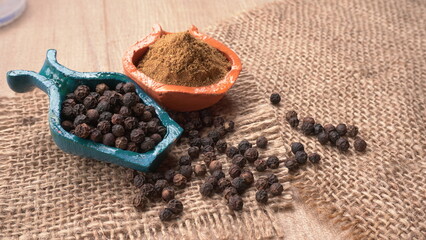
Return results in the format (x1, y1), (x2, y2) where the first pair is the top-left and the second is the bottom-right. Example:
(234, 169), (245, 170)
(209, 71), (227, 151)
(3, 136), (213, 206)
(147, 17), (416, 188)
(7, 49), (183, 172)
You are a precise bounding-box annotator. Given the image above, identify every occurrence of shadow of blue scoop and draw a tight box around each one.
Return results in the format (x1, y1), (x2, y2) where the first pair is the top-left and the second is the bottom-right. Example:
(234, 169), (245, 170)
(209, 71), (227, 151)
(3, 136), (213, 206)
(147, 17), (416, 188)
(7, 49), (183, 172)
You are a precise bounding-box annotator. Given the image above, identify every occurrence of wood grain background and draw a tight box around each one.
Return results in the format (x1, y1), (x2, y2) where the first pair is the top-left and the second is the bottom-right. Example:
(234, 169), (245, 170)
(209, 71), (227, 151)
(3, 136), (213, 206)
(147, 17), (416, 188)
(0, 1), (345, 239)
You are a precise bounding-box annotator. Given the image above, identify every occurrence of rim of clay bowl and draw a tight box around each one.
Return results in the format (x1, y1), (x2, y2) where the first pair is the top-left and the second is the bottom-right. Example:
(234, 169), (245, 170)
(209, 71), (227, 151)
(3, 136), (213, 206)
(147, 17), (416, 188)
(122, 24), (242, 95)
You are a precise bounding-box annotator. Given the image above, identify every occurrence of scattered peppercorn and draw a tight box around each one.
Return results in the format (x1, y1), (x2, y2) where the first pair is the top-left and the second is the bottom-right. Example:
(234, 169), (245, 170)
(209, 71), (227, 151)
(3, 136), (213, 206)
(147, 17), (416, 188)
(270, 93), (281, 105)
(167, 199), (183, 214)
(347, 125), (359, 138)
(226, 146), (239, 158)
(301, 117), (315, 135)
(240, 170), (254, 185)
(354, 137), (367, 152)
(266, 156), (280, 169)
(336, 123), (347, 136)
(256, 136), (268, 149)
(228, 195), (243, 211)
(238, 140), (252, 155)
(284, 157), (299, 171)
(254, 159), (267, 172)
(285, 111), (298, 121)
(223, 187), (238, 201)
(295, 151), (308, 164)
(194, 164), (207, 176)
(323, 124), (336, 133)
(173, 174), (187, 188)
(313, 123), (324, 135)
(208, 160), (222, 173)
(267, 174), (279, 185)
(215, 139), (227, 153)
(308, 153), (321, 163)
(255, 190), (268, 204)
(328, 131), (340, 145)
(216, 178), (231, 193)
(223, 121), (235, 132)
(200, 182), (214, 197)
(232, 154), (247, 168)
(179, 155), (192, 166)
(317, 131), (329, 145)
(159, 208), (174, 221)
(133, 193), (147, 209)
(291, 142), (304, 154)
(141, 183), (156, 199)
(288, 117), (300, 128)
(161, 187), (175, 202)
(228, 164), (242, 178)
(269, 183), (283, 196)
(203, 151), (216, 166)
(255, 177), (269, 191)
(336, 137), (350, 152)
(201, 137), (214, 147)
(179, 165), (193, 179)
(231, 177), (248, 194)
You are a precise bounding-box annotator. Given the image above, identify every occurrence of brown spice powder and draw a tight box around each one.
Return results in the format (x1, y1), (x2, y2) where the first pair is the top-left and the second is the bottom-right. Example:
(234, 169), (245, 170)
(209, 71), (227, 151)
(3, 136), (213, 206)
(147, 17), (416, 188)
(137, 32), (231, 87)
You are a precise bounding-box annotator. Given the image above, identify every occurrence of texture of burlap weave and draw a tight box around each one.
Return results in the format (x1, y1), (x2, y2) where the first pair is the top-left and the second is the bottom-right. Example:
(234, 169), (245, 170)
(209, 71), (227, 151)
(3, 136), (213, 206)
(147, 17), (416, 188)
(1, 0), (426, 239)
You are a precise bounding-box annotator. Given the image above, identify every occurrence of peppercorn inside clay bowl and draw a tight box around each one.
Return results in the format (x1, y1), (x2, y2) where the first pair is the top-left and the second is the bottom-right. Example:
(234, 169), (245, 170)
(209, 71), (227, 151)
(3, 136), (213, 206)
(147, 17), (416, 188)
(122, 24), (242, 112)
(7, 49), (183, 172)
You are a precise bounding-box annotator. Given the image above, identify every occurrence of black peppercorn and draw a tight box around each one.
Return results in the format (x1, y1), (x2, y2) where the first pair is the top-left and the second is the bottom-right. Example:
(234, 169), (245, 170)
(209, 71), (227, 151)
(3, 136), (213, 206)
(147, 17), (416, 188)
(97, 120), (111, 134)
(99, 111), (112, 122)
(95, 83), (109, 95)
(173, 174), (187, 188)
(285, 111), (298, 121)
(213, 116), (225, 127)
(207, 130), (221, 143)
(123, 82), (136, 93)
(354, 137), (367, 152)
(61, 120), (74, 131)
(86, 109), (99, 123)
(231, 154), (247, 168)
(133, 193), (147, 210)
(231, 177), (248, 194)
(255, 190), (268, 204)
(74, 114), (88, 127)
(188, 130), (199, 139)
(179, 155), (192, 166)
(336, 123), (347, 136)
(269, 182), (284, 196)
(254, 159), (267, 172)
(215, 139), (227, 153)
(63, 98), (76, 107)
(141, 183), (156, 199)
(212, 170), (225, 181)
(295, 151), (308, 164)
(89, 92), (100, 99)
(317, 131), (329, 145)
(267, 174), (279, 185)
(96, 100), (110, 113)
(256, 136), (268, 149)
(328, 131), (340, 145)
(266, 156), (280, 169)
(157, 126), (167, 137)
(194, 164), (207, 176)
(161, 187), (175, 202)
(133, 174), (146, 188)
(308, 153), (321, 163)
(130, 128), (145, 143)
(200, 145), (214, 154)
(216, 178), (231, 193)
(141, 111), (152, 122)
(291, 142), (304, 154)
(201, 137), (214, 147)
(61, 106), (75, 119)
(111, 114), (124, 125)
(301, 119), (315, 135)
(313, 123), (324, 135)
(190, 137), (202, 148)
(164, 169), (177, 183)
(226, 146), (239, 158)
(131, 103), (144, 117)
(244, 148), (259, 162)
(102, 133), (115, 146)
(179, 165), (193, 179)
(289, 117), (299, 128)
(124, 117), (139, 130)
(240, 170), (254, 185)
(202, 116), (213, 127)
(336, 137), (350, 152)
(203, 151), (216, 166)
(122, 92), (138, 107)
(188, 146), (200, 159)
(140, 138), (155, 152)
(228, 195), (243, 211)
(255, 177), (269, 190)
(75, 123), (91, 138)
(167, 199), (183, 214)
(284, 157), (299, 170)
(238, 140), (252, 155)
(83, 95), (98, 109)
(323, 124), (336, 133)
(228, 164), (242, 178)
(223, 187), (238, 201)
(115, 136), (128, 149)
(347, 125), (359, 138)
(224, 121), (235, 132)
(159, 208), (174, 221)
(111, 124), (125, 137)
(270, 93), (281, 105)
(115, 82), (124, 93)
(208, 160), (222, 173)
(205, 176), (218, 188)
(127, 142), (139, 152)
(74, 85), (90, 101)
(118, 106), (131, 117)
(200, 182), (214, 197)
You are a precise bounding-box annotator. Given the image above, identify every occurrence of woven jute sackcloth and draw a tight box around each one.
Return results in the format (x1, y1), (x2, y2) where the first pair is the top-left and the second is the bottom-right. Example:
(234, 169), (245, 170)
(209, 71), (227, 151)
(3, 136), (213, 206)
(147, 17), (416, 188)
(1, 0), (426, 239)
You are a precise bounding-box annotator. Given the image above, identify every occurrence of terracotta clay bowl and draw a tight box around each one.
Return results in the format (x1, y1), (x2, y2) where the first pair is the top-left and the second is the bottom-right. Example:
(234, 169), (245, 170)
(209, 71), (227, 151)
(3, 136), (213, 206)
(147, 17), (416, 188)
(122, 24), (242, 112)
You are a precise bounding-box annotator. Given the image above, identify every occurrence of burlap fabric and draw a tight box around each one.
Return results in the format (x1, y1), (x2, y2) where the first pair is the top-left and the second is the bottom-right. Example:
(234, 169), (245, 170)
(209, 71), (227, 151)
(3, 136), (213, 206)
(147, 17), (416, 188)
(1, 0), (426, 239)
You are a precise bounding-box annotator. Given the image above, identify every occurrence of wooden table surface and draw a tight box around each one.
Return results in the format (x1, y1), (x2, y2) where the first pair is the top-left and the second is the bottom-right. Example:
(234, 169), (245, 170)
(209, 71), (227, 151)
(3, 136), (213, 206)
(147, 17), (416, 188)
(0, 1), (345, 239)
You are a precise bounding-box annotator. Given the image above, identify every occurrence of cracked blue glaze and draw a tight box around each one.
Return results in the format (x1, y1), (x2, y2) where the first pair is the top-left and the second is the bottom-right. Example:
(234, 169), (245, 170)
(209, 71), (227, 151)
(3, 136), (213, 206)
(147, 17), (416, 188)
(7, 49), (183, 172)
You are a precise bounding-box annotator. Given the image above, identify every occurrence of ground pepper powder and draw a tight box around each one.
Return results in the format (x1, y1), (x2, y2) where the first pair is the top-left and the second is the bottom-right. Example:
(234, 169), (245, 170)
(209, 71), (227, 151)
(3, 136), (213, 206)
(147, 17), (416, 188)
(137, 32), (231, 87)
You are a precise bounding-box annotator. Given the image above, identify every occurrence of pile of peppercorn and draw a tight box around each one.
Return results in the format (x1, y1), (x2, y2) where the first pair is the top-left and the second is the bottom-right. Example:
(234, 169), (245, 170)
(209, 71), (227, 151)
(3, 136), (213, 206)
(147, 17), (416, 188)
(60, 82), (166, 152)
